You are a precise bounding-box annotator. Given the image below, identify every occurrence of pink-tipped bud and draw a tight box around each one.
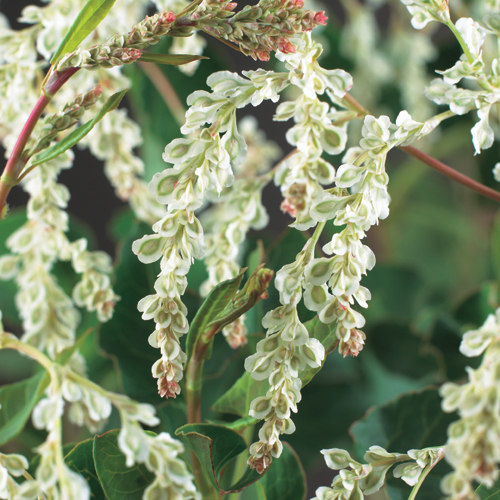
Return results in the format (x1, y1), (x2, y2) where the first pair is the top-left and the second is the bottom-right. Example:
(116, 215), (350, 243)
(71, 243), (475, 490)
(225, 2), (237, 11)
(313, 11), (328, 25)
(278, 39), (296, 54)
(290, 0), (304, 7)
(257, 49), (271, 61)
(121, 48), (142, 62)
(160, 11), (176, 25)
(93, 85), (103, 99)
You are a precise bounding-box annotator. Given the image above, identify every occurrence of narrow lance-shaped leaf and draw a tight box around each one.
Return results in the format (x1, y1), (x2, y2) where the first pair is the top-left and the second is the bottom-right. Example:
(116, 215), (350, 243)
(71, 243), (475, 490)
(31, 90), (127, 167)
(51, 0), (117, 65)
(139, 53), (209, 65)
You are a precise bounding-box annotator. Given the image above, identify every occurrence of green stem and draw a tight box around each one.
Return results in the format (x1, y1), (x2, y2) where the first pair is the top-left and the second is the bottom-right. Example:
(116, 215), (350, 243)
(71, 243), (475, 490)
(0, 334), (53, 371)
(445, 20), (474, 64)
(185, 340), (219, 499)
(407, 463), (433, 500)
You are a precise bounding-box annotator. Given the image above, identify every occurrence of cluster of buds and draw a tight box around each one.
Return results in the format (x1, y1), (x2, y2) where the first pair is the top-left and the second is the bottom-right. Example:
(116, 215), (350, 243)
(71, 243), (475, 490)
(312, 445), (445, 499)
(440, 308), (500, 498)
(56, 11), (176, 71)
(171, 0), (327, 61)
(28, 85), (102, 161)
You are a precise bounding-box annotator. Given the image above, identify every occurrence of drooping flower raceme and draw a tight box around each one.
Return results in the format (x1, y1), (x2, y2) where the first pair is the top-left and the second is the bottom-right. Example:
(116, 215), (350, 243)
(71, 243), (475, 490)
(440, 308), (500, 499)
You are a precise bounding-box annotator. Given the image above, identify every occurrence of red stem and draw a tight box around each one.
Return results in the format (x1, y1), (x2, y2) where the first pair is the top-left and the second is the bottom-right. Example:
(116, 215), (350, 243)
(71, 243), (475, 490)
(0, 66), (80, 216)
(400, 145), (500, 204)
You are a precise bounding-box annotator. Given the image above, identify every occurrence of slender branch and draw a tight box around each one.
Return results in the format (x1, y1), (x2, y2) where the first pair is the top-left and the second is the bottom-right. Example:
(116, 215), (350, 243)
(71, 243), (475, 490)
(401, 145), (500, 204)
(0, 66), (80, 218)
(138, 61), (186, 127)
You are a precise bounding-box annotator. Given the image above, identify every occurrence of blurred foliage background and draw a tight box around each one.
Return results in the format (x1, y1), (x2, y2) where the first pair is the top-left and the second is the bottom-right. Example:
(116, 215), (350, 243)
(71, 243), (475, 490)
(1, 0), (500, 498)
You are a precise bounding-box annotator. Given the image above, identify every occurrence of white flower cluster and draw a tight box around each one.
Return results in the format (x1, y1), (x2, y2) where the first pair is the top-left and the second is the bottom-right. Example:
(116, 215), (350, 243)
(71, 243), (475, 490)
(244, 238), (326, 473)
(0, 452), (38, 500)
(311, 445), (444, 500)
(200, 116), (280, 348)
(400, 0), (451, 30)
(440, 308), (500, 499)
(242, 34), (446, 472)
(424, 17), (500, 156)
(19, 358), (200, 500)
(0, 153), (119, 358)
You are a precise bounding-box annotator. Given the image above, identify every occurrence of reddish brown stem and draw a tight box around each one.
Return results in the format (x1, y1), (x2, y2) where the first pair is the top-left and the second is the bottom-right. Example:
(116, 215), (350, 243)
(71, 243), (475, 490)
(401, 145), (500, 204)
(0, 66), (80, 217)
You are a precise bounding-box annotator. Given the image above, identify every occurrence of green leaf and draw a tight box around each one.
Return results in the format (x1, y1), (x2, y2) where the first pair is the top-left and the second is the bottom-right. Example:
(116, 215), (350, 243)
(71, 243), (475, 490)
(258, 443), (306, 500)
(139, 53), (208, 65)
(93, 430), (155, 500)
(31, 90), (127, 167)
(350, 387), (455, 499)
(477, 477), (500, 499)
(0, 371), (47, 446)
(186, 270), (245, 360)
(51, 0), (116, 65)
(211, 316), (337, 417)
(175, 423), (262, 493)
(65, 439), (106, 500)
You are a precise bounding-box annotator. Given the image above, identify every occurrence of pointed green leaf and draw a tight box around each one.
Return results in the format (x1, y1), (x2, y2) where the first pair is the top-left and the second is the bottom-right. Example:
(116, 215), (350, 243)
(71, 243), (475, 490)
(51, 0), (117, 65)
(211, 316), (337, 417)
(0, 371), (48, 446)
(477, 477), (500, 499)
(65, 439), (106, 500)
(186, 270), (245, 360)
(259, 443), (306, 500)
(139, 53), (208, 65)
(175, 423), (262, 493)
(31, 90), (127, 167)
(93, 430), (155, 500)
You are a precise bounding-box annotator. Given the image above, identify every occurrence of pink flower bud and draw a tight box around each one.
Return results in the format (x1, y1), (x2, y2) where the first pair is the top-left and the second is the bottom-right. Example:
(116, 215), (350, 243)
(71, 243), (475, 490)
(257, 49), (271, 61)
(121, 48), (142, 63)
(160, 11), (176, 25)
(278, 39), (296, 54)
(225, 2), (237, 11)
(313, 11), (328, 25)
